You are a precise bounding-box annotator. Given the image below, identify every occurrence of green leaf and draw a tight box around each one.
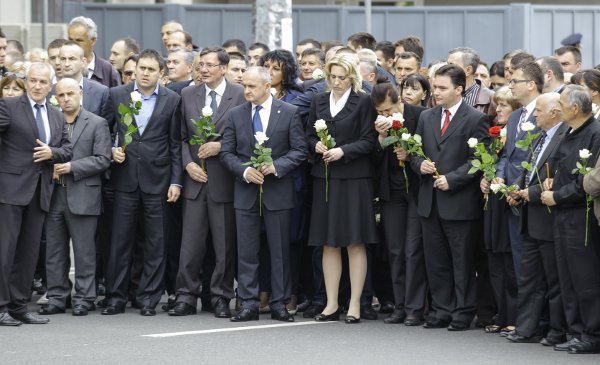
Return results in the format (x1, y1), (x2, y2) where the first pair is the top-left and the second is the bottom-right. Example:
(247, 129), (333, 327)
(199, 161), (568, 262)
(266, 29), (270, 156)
(122, 113), (132, 126)
(381, 136), (400, 148)
(471, 159), (481, 168)
(521, 161), (532, 171)
(481, 153), (493, 164)
(468, 166), (479, 175)
(124, 134), (132, 146)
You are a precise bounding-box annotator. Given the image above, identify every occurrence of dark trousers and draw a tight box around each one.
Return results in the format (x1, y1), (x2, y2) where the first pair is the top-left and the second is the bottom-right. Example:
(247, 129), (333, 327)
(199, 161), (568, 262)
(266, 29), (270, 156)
(175, 187), (236, 307)
(508, 212), (524, 279)
(45, 186), (97, 309)
(421, 202), (477, 324)
(106, 188), (167, 309)
(96, 184), (114, 284)
(236, 206), (291, 311)
(487, 251), (517, 327)
(554, 208), (600, 343)
(0, 180), (45, 315)
(515, 235), (564, 337)
(164, 198), (182, 296)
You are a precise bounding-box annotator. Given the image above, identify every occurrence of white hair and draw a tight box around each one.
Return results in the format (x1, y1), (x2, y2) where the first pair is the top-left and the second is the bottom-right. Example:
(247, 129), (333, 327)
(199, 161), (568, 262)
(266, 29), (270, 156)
(246, 66), (271, 83)
(68, 16), (98, 39)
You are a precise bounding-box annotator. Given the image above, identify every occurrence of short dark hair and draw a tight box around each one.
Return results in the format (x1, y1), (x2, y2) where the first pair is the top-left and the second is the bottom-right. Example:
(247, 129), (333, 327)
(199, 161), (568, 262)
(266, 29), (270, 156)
(401, 73), (431, 107)
(259, 49), (302, 93)
(228, 51), (247, 62)
(510, 52), (535, 70)
(537, 56), (564, 83)
(199, 46), (230, 66)
(375, 41), (395, 62)
(138, 49), (166, 71)
(489, 60), (505, 78)
(120, 37), (140, 55)
(434, 64), (466, 95)
(371, 79), (400, 106)
(503, 49), (526, 61)
(0, 27), (5, 39)
(515, 61), (544, 94)
(249, 42), (269, 53)
(47, 38), (67, 51)
(572, 69), (600, 93)
(301, 48), (325, 65)
(394, 36), (424, 61)
(396, 51), (422, 69)
(124, 53), (139, 66)
(320, 40), (343, 53)
(222, 39), (246, 54)
(347, 32), (377, 51)
(555, 45), (582, 64)
(297, 38), (321, 49)
(7, 39), (24, 55)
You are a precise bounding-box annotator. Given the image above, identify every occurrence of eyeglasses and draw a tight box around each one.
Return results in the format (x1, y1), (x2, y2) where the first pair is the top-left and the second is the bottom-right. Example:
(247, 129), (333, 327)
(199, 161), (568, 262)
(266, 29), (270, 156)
(195, 63), (223, 71)
(508, 79), (531, 85)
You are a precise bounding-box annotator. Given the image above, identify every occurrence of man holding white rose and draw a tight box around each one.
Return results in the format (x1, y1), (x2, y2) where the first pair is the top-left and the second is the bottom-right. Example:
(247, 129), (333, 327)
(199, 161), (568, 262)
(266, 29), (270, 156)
(220, 66), (307, 322)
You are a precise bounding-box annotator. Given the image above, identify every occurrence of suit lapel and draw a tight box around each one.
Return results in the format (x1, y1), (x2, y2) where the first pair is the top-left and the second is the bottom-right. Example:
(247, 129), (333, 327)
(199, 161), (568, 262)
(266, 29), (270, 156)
(535, 123), (566, 170)
(330, 92), (359, 121)
(70, 111), (89, 146)
(428, 106), (442, 145)
(440, 103), (468, 144)
(143, 85), (168, 134)
(48, 107), (63, 145)
(242, 102), (254, 140)
(20, 96), (39, 139)
(213, 83), (232, 124)
(265, 99), (282, 140)
(194, 85), (207, 119)
(316, 93), (333, 122)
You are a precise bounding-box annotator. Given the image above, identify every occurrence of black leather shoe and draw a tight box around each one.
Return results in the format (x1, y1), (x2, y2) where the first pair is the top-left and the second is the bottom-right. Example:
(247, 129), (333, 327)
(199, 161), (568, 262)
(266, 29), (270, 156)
(0, 312), (22, 326)
(554, 337), (581, 351)
(314, 309), (340, 322)
(96, 297), (108, 308)
(168, 302), (197, 316)
(214, 298), (231, 318)
(423, 318), (451, 329)
(297, 299), (311, 312)
(201, 298), (213, 313)
(447, 321), (469, 331)
(271, 308), (294, 322)
(230, 308), (259, 322)
(384, 309), (406, 324)
(345, 315), (360, 324)
(360, 305), (378, 320)
(404, 314), (423, 326)
(540, 335), (567, 346)
(161, 295), (176, 312)
(303, 304), (325, 319)
(506, 333), (541, 343)
(72, 304), (91, 316)
(140, 307), (156, 316)
(568, 339), (600, 354)
(379, 302), (395, 314)
(38, 304), (65, 315)
(101, 305), (125, 315)
(11, 312), (50, 324)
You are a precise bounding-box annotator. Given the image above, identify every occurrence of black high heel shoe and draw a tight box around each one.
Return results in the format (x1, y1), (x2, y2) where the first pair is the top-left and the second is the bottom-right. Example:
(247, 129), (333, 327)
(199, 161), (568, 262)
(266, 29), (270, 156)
(315, 308), (340, 322)
(345, 315), (361, 324)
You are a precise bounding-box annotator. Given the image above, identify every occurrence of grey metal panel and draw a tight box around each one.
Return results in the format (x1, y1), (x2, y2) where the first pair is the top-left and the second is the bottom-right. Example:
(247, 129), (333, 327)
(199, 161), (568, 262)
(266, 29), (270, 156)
(293, 8), (340, 43)
(465, 10), (507, 64)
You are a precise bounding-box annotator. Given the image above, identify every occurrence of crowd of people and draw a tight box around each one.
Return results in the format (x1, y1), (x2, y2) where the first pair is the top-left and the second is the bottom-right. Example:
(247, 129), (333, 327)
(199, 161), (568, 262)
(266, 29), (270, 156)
(1, 15), (600, 355)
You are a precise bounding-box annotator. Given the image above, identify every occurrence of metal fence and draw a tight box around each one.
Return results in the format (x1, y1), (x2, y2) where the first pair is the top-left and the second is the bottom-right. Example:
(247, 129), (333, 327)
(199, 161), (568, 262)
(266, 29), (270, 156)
(63, 2), (600, 68)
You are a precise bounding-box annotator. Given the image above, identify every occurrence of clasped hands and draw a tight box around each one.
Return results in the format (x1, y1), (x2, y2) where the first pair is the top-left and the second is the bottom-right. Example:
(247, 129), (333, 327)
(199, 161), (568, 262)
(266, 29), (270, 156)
(315, 141), (344, 163)
(480, 177), (555, 206)
(420, 160), (448, 191)
(245, 165), (276, 185)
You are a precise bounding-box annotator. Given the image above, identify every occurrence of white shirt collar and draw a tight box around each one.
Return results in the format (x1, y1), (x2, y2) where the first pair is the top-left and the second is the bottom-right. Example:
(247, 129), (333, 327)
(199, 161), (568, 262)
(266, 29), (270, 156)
(88, 53), (96, 73)
(329, 88), (352, 117)
(253, 94), (273, 113)
(28, 94), (46, 109)
(205, 78), (226, 96)
(524, 97), (537, 118)
(442, 98), (463, 119)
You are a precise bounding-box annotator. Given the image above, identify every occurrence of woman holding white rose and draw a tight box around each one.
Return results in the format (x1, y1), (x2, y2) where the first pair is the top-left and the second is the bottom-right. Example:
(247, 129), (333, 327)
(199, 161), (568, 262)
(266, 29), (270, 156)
(306, 54), (378, 323)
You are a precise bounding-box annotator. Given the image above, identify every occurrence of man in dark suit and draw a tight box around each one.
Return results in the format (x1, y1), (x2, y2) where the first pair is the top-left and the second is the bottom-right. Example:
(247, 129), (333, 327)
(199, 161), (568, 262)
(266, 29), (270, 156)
(409, 64), (489, 331)
(39, 78), (111, 317)
(170, 47), (245, 318)
(491, 61), (543, 279)
(220, 66), (307, 322)
(101, 49), (182, 316)
(0, 63), (72, 326)
(504, 93), (567, 344)
(67, 16), (121, 88)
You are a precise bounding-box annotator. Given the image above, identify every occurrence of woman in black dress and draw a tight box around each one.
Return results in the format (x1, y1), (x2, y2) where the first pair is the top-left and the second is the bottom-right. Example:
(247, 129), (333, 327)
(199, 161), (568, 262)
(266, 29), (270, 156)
(306, 54), (378, 323)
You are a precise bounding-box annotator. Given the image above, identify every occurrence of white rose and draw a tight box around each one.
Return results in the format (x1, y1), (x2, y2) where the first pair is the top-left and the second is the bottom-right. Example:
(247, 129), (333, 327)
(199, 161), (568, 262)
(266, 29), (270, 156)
(130, 91), (141, 103)
(391, 112), (405, 124)
(312, 68), (325, 80)
(375, 115), (387, 123)
(579, 149), (592, 159)
(314, 119), (328, 132)
(413, 134), (422, 144)
(521, 121), (535, 132)
(202, 106), (213, 117)
(270, 88), (277, 96)
(592, 103), (599, 115)
(49, 95), (59, 107)
(490, 183), (503, 194)
(467, 138), (478, 148)
(401, 133), (411, 141)
(500, 127), (507, 138)
(255, 131), (269, 145)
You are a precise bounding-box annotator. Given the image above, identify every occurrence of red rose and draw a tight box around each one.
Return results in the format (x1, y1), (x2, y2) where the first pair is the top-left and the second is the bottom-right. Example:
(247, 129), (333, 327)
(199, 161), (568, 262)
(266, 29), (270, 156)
(489, 126), (502, 137)
(392, 120), (403, 130)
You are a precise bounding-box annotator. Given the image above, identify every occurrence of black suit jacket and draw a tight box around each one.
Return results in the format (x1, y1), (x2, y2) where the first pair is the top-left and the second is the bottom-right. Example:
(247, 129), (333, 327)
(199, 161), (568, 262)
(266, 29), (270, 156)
(105, 83), (183, 194)
(375, 103), (426, 201)
(168, 80), (193, 95)
(91, 54), (121, 88)
(180, 81), (245, 201)
(220, 98), (308, 211)
(306, 91), (378, 180)
(0, 95), (72, 212)
(517, 122), (568, 241)
(409, 101), (490, 220)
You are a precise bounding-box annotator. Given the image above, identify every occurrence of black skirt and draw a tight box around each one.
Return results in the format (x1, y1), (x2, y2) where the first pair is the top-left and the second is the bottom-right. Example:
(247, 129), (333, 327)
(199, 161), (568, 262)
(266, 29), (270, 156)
(308, 177), (378, 247)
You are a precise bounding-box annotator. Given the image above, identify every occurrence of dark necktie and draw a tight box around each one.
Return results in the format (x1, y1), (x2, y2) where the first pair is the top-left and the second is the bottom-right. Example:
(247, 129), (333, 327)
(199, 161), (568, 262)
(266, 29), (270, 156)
(209, 90), (218, 115)
(525, 131), (547, 187)
(441, 109), (451, 136)
(252, 105), (263, 133)
(34, 104), (47, 143)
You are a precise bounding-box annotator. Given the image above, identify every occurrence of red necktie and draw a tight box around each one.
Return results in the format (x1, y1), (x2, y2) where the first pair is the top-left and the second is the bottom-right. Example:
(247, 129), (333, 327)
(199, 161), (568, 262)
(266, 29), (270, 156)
(441, 109), (451, 136)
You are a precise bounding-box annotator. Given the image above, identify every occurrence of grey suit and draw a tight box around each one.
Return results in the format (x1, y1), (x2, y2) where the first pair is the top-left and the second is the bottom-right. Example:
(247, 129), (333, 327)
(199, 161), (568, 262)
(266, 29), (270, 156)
(0, 94), (72, 316)
(45, 109), (111, 309)
(175, 81), (246, 308)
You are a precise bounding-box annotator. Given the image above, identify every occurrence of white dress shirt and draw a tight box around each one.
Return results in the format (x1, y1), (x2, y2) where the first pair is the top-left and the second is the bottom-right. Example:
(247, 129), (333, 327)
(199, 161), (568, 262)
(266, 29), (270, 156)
(204, 78), (227, 110)
(28, 95), (51, 144)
